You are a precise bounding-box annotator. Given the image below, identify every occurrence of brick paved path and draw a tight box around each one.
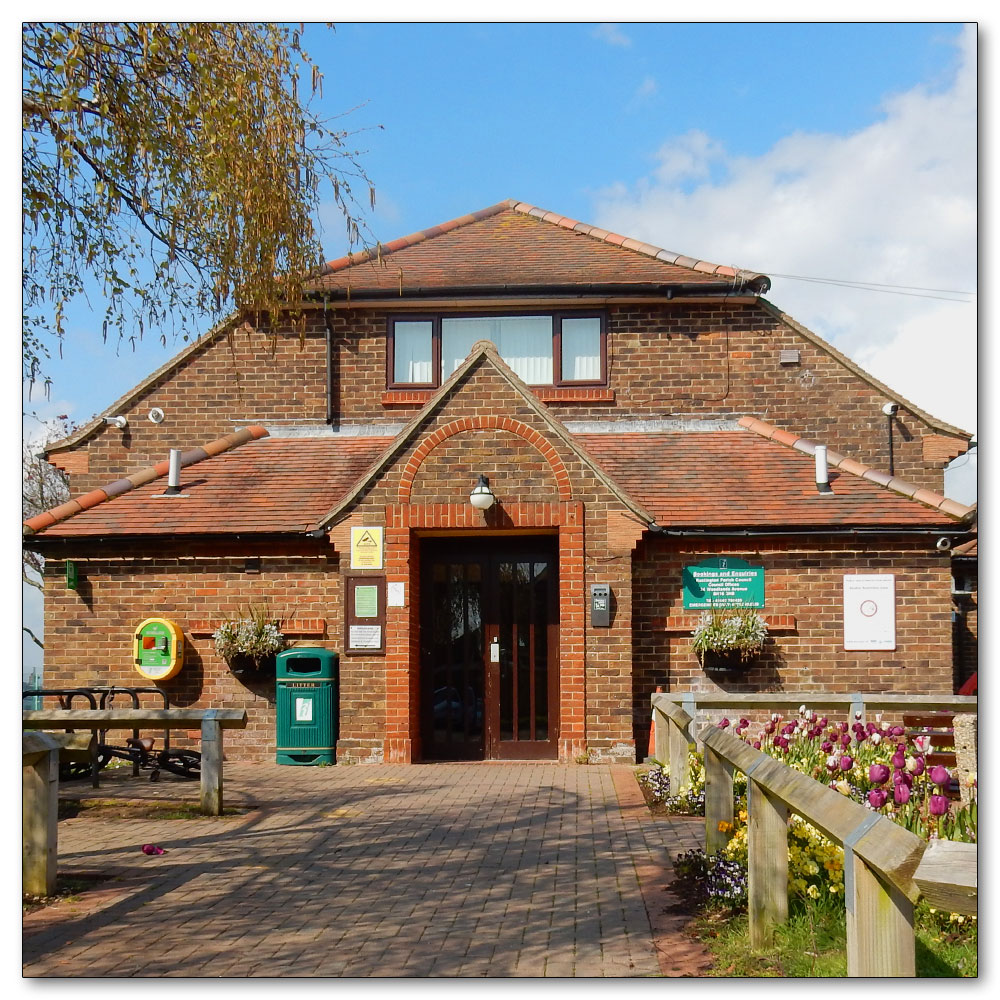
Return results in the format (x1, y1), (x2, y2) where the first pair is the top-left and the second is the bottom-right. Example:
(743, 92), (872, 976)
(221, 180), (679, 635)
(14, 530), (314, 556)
(23, 763), (706, 978)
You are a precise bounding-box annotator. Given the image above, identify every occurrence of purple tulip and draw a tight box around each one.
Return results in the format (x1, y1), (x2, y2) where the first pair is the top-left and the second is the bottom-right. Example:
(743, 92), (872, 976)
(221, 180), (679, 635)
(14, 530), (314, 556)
(775, 736), (788, 750)
(840, 734), (851, 748)
(753, 740), (761, 750)
(739, 718), (750, 729)
(839, 755), (854, 771)
(929, 795), (949, 817)
(893, 769), (913, 787)
(894, 783), (911, 805)
(718, 717), (730, 729)
(819, 717), (828, 728)
(891, 746), (906, 768)
(868, 789), (888, 809)
(838, 722), (849, 733)
(890, 726), (904, 737)
(868, 764), (890, 784)
(821, 740), (833, 753)
(929, 765), (951, 788)
(906, 755), (925, 776)
(855, 731), (867, 744)
(764, 721), (776, 735)
(866, 721), (877, 734)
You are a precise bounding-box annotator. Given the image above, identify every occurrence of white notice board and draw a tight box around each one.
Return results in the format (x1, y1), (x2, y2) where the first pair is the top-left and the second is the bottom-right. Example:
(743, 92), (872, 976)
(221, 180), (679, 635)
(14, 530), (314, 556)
(843, 574), (896, 650)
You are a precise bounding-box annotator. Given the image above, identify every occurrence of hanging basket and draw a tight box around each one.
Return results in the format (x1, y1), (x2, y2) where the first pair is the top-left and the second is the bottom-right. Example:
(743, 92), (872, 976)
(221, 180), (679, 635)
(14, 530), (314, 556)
(227, 653), (277, 677)
(700, 649), (757, 673)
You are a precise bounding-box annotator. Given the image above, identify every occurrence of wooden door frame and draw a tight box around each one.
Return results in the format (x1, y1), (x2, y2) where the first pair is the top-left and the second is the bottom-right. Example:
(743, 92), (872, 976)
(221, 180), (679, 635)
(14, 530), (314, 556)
(418, 535), (559, 761)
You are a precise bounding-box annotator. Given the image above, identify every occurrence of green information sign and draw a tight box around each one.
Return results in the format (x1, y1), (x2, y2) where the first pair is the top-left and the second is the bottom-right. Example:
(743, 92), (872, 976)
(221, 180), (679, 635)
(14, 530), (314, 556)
(683, 557), (765, 609)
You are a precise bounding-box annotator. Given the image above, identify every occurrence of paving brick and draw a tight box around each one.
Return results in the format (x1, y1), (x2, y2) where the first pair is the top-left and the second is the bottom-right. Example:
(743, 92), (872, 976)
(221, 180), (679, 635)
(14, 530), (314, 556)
(25, 762), (709, 978)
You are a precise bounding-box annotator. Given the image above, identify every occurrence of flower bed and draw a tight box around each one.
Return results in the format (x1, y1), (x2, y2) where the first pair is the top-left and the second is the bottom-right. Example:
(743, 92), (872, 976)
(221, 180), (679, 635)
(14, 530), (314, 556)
(640, 704), (976, 921)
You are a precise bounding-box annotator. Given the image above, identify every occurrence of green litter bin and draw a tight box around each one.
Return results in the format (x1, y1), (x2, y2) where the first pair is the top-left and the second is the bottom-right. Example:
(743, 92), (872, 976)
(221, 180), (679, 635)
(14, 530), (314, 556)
(276, 648), (338, 765)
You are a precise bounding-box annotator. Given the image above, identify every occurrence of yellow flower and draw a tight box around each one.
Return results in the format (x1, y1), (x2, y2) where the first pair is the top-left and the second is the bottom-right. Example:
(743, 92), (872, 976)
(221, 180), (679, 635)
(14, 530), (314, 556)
(807, 885), (820, 899)
(718, 821), (732, 833)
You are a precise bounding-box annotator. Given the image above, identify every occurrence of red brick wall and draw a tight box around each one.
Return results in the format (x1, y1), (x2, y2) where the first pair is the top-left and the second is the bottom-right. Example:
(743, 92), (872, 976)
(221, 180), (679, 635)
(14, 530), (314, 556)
(631, 535), (955, 751)
(41, 540), (341, 762)
(51, 302), (965, 495)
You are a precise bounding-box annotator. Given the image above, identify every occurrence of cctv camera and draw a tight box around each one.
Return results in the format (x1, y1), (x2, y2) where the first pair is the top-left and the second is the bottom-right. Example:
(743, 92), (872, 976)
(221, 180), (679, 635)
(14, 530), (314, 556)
(882, 402), (899, 417)
(103, 415), (128, 430)
(936, 537), (953, 552)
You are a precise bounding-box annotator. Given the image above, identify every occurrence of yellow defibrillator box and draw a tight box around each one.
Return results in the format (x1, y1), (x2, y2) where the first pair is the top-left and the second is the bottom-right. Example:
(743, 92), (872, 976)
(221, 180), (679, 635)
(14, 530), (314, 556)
(133, 618), (184, 681)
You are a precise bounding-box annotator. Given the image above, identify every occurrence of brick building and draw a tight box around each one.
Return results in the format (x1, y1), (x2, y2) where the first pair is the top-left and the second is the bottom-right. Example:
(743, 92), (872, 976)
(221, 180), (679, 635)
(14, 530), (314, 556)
(25, 200), (975, 763)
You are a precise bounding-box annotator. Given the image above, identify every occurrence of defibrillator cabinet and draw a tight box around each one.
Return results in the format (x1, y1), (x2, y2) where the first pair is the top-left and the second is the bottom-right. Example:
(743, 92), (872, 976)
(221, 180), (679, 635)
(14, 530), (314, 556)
(133, 617), (185, 681)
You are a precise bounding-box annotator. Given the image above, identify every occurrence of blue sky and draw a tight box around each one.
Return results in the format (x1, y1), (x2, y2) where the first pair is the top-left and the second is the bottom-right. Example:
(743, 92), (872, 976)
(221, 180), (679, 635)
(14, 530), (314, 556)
(19, 20), (979, 679)
(22, 22), (975, 440)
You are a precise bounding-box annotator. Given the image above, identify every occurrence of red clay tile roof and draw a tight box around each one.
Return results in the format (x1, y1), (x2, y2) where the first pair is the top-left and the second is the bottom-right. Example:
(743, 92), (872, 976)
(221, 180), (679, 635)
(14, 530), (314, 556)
(23, 426), (271, 535)
(27, 437), (391, 537)
(309, 200), (770, 296)
(576, 431), (966, 528)
(736, 417), (975, 521)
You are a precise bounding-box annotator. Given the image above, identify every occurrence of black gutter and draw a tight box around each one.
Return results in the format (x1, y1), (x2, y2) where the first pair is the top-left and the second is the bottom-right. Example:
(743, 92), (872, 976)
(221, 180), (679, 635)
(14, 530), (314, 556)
(305, 278), (771, 301)
(645, 524), (971, 539)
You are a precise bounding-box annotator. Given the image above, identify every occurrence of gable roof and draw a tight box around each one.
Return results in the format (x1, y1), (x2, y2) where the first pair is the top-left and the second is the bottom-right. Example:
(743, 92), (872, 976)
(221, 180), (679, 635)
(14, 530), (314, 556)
(309, 199), (771, 297)
(309, 338), (655, 530)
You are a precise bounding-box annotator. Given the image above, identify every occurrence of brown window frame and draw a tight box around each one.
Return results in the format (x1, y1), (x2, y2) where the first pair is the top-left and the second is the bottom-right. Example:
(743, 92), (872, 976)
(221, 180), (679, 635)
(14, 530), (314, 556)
(386, 311), (607, 390)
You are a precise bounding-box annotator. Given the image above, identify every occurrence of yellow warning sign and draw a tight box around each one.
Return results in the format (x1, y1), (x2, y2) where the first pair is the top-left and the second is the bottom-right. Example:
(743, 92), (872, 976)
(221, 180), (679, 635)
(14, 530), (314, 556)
(350, 526), (384, 570)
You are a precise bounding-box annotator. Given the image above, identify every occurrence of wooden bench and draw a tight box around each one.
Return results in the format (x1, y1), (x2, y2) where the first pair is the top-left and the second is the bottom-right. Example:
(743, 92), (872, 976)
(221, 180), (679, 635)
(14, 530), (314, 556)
(22, 709), (248, 816)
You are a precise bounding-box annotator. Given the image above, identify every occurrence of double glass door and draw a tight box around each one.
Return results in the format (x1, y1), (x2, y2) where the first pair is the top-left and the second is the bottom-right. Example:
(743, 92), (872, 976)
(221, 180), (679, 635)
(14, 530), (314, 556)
(420, 537), (559, 760)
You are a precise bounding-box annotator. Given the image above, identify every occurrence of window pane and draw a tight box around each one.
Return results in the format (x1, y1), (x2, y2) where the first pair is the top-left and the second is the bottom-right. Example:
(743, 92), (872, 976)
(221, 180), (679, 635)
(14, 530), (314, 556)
(393, 321), (433, 383)
(561, 317), (601, 381)
(442, 316), (553, 384)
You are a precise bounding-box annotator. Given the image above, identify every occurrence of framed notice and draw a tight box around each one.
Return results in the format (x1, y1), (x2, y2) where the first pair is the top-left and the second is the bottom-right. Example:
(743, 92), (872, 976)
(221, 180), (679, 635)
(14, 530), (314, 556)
(350, 527), (384, 570)
(345, 575), (386, 654)
(843, 574), (896, 650)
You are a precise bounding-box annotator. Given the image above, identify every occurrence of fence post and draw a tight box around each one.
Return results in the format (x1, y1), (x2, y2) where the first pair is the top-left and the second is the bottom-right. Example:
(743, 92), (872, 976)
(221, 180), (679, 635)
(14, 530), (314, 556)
(653, 706), (669, 767)
(704, 746), (734, 854)
(23, 738), (61, 896)
(748, 775), (788, 948)
(200, 710), (223, 816)
(845, 840), (916, 976)
(668, 718), (690, 794)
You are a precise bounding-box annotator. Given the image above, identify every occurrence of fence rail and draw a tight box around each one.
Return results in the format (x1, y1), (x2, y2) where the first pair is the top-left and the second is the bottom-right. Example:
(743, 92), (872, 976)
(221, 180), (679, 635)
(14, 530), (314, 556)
(650, 693), (977, 977)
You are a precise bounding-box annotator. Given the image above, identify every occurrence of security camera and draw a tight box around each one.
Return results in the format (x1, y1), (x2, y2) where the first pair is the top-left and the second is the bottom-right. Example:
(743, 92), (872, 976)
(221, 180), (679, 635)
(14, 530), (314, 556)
(882, 402), (899, 417)
(148, 407), (165, 424)
(936, 537), (953, 552)
(103, 415), (128, 430)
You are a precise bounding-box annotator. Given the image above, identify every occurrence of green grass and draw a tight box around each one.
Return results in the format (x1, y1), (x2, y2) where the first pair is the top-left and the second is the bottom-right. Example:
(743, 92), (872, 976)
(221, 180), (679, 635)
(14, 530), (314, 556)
(691, 900), (976, 977)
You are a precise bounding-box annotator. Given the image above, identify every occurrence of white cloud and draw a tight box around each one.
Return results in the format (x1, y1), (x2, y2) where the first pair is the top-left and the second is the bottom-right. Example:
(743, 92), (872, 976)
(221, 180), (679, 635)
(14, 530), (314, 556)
(592, 25), (976, 435)
(628, 75), (658, 109)
(592, 23), (631, 48)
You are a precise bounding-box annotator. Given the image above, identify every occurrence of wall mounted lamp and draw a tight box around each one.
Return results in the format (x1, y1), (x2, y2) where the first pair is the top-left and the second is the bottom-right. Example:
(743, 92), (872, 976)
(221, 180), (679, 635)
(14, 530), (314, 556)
(469, 474), (496, 511)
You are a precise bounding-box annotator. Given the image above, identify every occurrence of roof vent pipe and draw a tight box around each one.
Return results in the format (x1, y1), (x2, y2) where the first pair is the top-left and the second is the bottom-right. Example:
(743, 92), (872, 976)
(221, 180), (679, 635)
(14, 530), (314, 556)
(164, 448), (183, 496)
(815, 445), (834, 495)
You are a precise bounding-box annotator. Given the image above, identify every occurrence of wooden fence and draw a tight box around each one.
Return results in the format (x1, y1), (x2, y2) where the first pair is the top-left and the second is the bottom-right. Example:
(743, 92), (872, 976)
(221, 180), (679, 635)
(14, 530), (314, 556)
(650, 694), (977, 977)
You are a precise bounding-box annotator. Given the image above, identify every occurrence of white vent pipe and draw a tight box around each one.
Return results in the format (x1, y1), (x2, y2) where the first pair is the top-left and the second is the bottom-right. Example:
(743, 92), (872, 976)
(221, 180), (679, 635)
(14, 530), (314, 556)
(815, 445), (833, 495)
(165, 448), (182, 495)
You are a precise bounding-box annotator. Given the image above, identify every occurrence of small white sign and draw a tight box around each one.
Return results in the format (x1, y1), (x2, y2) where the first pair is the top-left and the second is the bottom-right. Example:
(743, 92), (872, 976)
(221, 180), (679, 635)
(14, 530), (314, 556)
(295, 698), (313, 723)
(387, 582), (405, 607)
(349, 625), (382, 649)
(843, 574), (896, 650)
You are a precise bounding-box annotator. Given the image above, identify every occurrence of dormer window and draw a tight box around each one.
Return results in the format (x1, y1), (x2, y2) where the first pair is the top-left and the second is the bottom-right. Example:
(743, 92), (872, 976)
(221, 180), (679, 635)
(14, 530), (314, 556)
(387, 312), (606, 389)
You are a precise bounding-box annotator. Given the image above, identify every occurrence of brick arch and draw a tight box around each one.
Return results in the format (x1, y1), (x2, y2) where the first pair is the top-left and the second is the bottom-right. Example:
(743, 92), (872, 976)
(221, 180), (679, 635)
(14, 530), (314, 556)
(398, 416), (573, 503)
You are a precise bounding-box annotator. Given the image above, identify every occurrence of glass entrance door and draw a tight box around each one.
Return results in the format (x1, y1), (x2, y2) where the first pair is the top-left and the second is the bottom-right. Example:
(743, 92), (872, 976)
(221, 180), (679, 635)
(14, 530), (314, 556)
(420, 538), (559, 761)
